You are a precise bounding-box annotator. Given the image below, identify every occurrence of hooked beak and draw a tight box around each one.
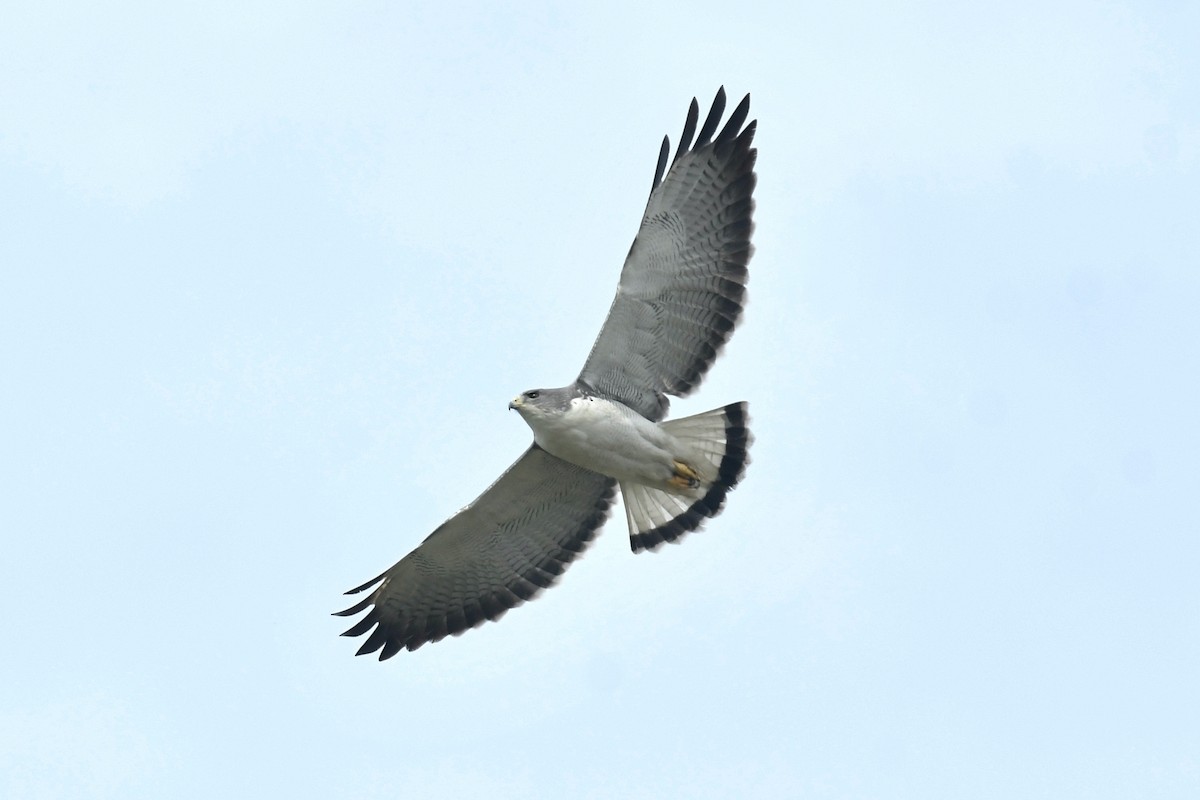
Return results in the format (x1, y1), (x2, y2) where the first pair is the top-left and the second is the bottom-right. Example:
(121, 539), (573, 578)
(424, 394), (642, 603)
(508, 396), (524, 411)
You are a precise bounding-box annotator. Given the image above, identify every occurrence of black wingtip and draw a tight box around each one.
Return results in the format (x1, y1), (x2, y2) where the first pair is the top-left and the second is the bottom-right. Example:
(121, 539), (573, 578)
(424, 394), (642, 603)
(673, 97), (700, 166)
(652, 135), (670, 191)
(695, 87), (728, 147)
(344, 570), (388, 595)
(340, 615), (377, 637)
(332, 595), (373, 617)
(355, 626), (388, 657)
(647, 88), (753, 200)
(716, 93), (752, 149)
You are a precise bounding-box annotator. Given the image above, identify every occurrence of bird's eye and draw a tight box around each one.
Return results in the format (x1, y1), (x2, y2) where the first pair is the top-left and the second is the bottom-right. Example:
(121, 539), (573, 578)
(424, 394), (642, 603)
(526, 390), (540, 399)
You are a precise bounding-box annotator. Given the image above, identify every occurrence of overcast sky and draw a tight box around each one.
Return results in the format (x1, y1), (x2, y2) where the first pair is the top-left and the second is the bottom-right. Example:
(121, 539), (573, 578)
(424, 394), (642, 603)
(2, 2), (1198, 798)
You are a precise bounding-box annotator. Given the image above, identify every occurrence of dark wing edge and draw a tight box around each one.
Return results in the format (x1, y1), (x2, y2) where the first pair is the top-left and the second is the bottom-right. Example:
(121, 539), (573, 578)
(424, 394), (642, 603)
(334, 446), (616, 659)
(578, 87), (758, 420)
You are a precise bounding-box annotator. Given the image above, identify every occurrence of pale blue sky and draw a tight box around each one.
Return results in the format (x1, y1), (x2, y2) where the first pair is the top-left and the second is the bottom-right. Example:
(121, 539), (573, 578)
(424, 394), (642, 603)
(2, 2), (1197, 798)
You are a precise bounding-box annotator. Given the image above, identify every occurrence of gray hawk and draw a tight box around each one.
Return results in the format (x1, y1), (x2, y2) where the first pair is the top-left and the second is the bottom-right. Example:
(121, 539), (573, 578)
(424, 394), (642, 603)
(336, 88), (758, 658)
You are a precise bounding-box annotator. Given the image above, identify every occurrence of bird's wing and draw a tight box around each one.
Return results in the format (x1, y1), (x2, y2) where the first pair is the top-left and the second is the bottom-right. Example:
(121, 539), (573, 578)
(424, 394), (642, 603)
(335, 445), (615, 658)
(577, 87), (758, 421)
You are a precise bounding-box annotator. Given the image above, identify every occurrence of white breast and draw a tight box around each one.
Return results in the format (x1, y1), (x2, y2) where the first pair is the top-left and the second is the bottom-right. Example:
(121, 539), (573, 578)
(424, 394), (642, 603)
(526, 396), (678, 485)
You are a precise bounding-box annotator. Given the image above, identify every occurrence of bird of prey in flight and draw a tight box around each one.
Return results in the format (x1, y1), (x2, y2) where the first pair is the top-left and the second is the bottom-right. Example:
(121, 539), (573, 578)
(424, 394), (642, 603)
(336, 88), (757, 658)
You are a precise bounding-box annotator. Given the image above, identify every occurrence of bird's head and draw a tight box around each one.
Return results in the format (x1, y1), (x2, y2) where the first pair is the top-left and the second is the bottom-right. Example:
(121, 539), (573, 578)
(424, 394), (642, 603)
(509, 387), (579, 419)
(508, 388), (543, 413)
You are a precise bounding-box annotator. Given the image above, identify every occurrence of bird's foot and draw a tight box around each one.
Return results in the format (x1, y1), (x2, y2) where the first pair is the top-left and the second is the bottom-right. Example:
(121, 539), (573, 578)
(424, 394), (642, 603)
(667, 460), (702, 489)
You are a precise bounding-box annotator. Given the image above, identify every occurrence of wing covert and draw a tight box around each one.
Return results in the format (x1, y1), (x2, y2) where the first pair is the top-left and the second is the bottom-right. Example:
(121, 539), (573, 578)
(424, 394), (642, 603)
(335, 446), (615, 658)
(578, 87), (758, 420)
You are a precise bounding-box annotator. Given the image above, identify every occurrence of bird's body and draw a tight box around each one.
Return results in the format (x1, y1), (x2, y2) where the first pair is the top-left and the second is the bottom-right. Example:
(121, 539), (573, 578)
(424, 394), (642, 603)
(337, 88), (759, 657)
(511, 389), (698, 491)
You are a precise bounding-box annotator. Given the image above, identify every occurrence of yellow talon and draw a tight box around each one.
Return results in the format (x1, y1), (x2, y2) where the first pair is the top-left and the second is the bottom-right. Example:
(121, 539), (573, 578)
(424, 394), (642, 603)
(668, 460), (701, 489)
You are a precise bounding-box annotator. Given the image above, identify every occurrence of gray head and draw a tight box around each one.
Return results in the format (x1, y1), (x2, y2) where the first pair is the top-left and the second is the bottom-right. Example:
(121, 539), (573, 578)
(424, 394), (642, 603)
(508, 384), (583, 416)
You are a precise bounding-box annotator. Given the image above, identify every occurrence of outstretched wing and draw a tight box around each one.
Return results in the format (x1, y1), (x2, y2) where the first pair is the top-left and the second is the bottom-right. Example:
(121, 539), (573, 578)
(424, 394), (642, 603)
(335, 446), (615, 658)
(578, 87), (758, 421)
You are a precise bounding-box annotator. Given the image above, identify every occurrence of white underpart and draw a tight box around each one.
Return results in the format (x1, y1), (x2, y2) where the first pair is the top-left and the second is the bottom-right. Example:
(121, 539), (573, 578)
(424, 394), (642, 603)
(619, 406), (733, 536)
(518, 396), (738, 539)
(657, 406), (731, 475)
(517, 395), (740, 539)
(519, 396), (710, 490)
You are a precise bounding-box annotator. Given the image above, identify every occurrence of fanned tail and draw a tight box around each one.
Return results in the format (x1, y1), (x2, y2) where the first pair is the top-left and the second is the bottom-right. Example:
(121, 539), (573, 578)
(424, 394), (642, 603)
(621, 402), (752, 553)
